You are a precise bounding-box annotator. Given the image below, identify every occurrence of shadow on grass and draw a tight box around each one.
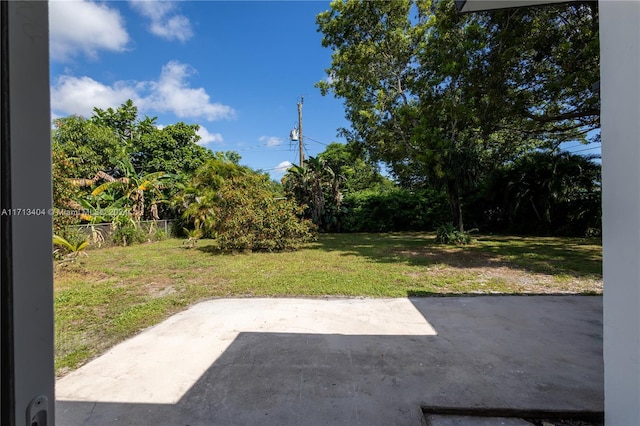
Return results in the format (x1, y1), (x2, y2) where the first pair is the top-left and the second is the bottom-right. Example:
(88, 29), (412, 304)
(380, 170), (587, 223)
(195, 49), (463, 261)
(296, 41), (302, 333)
(311, 233), (602, 280)
(406, 290), (602, 297)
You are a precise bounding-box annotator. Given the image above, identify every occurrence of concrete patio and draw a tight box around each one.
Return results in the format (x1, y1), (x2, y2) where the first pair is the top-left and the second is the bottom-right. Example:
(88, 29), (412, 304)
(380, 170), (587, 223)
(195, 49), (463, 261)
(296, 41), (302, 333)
(56, 296), (603, 425)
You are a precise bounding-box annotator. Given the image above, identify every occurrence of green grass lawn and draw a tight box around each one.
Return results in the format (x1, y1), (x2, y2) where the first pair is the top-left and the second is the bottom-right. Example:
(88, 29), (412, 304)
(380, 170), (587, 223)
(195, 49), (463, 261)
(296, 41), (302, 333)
(54, 232), (602, 375)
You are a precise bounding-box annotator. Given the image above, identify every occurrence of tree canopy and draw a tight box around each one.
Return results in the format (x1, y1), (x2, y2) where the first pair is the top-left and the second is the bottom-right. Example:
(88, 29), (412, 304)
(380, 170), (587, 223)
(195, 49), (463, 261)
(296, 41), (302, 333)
(53, 100), (215, 179)
(316, 0), (600, 231)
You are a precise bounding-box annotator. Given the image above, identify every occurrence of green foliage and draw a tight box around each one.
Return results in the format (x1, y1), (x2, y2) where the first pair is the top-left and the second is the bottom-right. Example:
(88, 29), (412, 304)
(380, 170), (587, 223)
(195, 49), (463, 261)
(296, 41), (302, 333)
(316, 0), (600, 232)
(53, 233), (89, 263)
(52, 115), (126, 178)
(52, 147), (81, 232)
(341, 188), (449, 232)
(177, 159), (316, 252)
(141, 221), (168, 242)
(53, 100), (196, 223)
(471, 151), (601, 236)
(133, 122), (215, 175)
(111, 215), (146, 246)
(317, 142), (392, 193)
(213, 173), (316, 252)
(282, 156), (345, 232)
(212, 150), (242, 165)
(483, 2), (600, 144)
(91, 99), (144, 145)
(86, 157), (176, 222)
(435, 223), (476, 245)
(183, 227), (203, 249)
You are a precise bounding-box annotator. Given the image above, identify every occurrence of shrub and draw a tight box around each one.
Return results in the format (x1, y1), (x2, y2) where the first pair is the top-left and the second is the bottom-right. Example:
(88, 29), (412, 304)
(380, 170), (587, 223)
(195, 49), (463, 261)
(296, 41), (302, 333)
(111, 215), (146, 246)
(178, 159), (316, 252)
(435, 223), (476, 245)
(341, 188), (449, 232)
(211, 173), (316, 252)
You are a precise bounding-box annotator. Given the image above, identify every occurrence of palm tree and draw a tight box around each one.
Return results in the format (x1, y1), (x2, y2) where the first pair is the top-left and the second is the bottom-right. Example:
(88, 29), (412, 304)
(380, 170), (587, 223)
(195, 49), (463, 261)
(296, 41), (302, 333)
(283, 156), (344, 231)
(73, 158), (173, 222)
(180, 189), (217, 233)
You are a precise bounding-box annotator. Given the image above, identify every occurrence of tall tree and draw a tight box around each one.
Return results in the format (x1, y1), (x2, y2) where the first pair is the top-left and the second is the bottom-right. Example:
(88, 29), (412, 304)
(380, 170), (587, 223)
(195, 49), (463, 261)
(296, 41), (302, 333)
(283, 156), (344, 231)
(133, 122), (214, 175)
(317, 142), (392, 193)
(316, 0), (599, 231)
(482, 2), (600, 146)
(317, 0), (482, 230)
(91, 99), (155, 149)
(52, 115), (127, 178)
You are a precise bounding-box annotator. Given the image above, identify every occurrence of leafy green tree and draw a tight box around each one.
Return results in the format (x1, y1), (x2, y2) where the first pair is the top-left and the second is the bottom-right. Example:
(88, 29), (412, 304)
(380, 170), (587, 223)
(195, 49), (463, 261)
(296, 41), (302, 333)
(481, 2), (600, 146)
(316, 0), (600, 231)
(91, 99), (156, 148)
(91, 100), (213, 176)
(51, 146), (82, 231)
(54, 100), (216, 223)
(317, 142), (393, 193)
(212, 150), (242, 165)
(133, 123), (215, 175)
(52, 115), (126, 178)
(75, 158), (175, 222)
(316, 0), (477, 230)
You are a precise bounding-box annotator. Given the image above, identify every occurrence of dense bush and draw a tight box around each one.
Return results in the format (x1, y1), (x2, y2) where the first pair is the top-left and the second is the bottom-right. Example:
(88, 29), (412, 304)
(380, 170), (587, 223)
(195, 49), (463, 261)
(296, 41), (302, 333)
(212, 174), (316, 252)
(179, 159), (316, 252)
(340, 188), (449, 232)
(468, 151), (601, 237)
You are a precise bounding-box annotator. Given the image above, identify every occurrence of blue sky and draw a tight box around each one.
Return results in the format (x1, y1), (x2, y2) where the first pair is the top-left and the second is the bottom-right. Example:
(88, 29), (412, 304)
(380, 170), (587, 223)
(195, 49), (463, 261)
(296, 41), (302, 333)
(49, 1), (600, 180)
(49, 1), (349, 180)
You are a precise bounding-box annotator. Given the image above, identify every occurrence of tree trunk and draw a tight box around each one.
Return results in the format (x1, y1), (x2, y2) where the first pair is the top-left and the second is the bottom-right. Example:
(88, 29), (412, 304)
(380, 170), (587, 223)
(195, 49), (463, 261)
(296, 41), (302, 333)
(446, 179), (464, 232)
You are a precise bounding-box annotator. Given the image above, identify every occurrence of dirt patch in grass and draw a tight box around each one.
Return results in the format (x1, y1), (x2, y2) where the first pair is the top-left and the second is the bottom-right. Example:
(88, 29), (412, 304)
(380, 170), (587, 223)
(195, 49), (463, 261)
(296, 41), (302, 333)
(143, 278), (177, 298)
(393, 243), (601, 295)
(399, 247), (500, 266)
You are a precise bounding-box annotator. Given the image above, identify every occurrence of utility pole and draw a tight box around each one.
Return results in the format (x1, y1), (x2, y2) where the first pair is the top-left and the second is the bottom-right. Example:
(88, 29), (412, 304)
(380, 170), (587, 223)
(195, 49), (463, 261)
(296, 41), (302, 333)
(297, 96), (304, 167)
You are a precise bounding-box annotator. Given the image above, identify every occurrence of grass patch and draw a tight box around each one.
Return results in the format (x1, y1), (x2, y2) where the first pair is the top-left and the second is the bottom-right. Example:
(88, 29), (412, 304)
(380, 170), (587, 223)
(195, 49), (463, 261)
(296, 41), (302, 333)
(54, 232), (602, 375)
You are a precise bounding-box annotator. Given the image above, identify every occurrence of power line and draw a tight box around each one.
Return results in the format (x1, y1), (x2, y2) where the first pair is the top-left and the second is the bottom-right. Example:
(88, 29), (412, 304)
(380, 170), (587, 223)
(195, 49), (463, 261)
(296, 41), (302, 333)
(305, 136), (330, 146)
(569, 146), (602, 154)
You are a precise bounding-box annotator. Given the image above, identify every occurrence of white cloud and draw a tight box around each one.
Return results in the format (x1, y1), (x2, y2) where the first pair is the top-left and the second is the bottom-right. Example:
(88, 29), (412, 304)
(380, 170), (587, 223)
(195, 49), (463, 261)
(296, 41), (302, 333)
(259, 136), (284, 147)
(196, 126), (224, 145)
(268, 160), (293, 181)
(51, 76), (139, 117)
(140, 61), (236, 121)
(274, 161), (293, 174)
(51, 61), (236, 122)
(49, 0), (129, 62)
(130, 1), (193, 42)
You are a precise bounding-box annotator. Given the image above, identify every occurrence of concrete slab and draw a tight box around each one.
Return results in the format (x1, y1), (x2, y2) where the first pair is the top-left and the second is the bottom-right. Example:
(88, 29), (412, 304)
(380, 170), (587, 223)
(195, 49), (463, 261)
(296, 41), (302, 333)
(55, 296), (603, 426)
(426, 415), (534, 425)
